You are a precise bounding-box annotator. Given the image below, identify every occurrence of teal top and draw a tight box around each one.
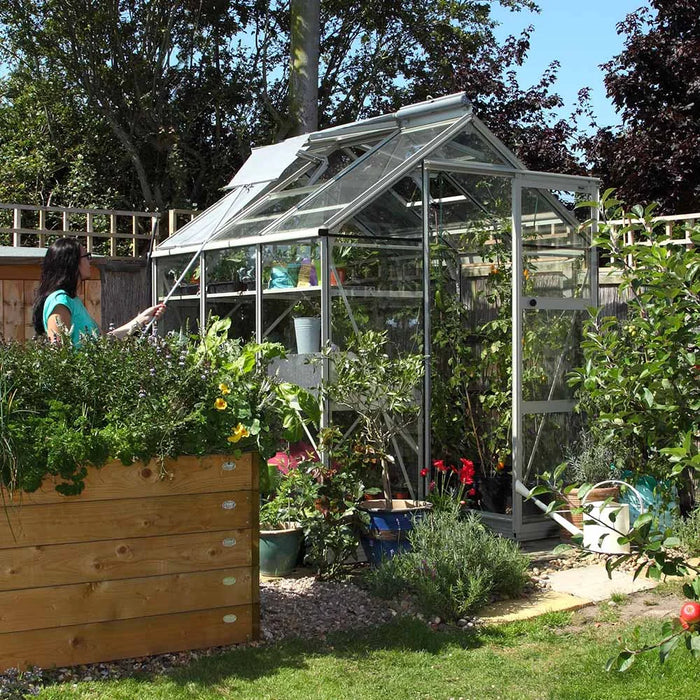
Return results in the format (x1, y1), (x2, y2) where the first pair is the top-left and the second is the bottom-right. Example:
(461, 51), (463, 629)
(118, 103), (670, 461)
(43, 290), (100, 347)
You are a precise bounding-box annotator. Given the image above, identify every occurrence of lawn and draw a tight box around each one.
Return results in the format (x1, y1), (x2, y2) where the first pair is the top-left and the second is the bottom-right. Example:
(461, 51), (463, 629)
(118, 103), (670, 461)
(33, 605), (700, 700)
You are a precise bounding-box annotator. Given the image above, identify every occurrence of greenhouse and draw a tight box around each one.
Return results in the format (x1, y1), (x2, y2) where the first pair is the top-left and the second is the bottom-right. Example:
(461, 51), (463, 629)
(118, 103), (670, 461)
(151, 92), (600, 540)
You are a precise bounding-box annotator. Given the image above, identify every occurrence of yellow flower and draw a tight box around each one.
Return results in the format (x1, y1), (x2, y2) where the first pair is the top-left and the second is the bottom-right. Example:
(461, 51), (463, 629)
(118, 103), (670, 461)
(214, 397), (228, 411)
(227, 423), (250, 443)
(219, 383), (231, 395)
(523, 269), (530, 280)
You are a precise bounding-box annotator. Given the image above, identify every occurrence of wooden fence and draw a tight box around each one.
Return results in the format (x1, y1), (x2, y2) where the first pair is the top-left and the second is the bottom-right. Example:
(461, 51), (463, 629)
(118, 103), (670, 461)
(0, 203), (198, 258)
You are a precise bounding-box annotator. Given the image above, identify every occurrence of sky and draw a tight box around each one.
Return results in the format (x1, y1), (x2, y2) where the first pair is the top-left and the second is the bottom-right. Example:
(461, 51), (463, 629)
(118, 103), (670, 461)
(490, 0), (651, 128)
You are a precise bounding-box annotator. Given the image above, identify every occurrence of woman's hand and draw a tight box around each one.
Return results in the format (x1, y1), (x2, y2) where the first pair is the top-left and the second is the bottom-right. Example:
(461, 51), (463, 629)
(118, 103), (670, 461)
(135, 303), (167, 326)
(109, 303), (167, 338)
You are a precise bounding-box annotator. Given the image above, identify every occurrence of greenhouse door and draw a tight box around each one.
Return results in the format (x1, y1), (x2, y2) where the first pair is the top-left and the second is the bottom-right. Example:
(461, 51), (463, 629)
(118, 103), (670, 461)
(512, 173), (598, 540)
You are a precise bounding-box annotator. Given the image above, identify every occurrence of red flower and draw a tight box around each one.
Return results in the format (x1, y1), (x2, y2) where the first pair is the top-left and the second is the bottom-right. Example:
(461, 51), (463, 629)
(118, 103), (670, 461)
(420, 467), (428, 477)
(459, 458), (475, 484)
(459, 467), (473, 485)
(468, 488), (476, 496)
(433, 459), (448, 473)
(428, 480), (436, 492)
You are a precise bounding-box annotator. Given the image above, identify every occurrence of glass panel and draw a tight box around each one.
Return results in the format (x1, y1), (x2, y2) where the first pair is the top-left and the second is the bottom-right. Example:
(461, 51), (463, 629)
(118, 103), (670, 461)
(338, 174), (423, 238)
(212, 190), (313, 242)
(261, 240), (321, 354)
(205, 247), (256, 293)
(521, 412), (584, 487)
(522, 309), (585, 402)
(155, 255), (200, 334)
(521, 188), (592, 299)
(430, 122), (508, 165)
(433, 172), (511, 240)
(329, 236), (424, 495)
(272, 121), (456, 233)
(429, 172), (512, 505)
(158, 183), (268, 249)
(330, 238), (423, 350)
(156, 253), (201, 300)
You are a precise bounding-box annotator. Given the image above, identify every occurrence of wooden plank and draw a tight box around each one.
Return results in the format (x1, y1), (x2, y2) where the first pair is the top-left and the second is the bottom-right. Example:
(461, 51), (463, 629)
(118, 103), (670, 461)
(0, 604), (255, 671)
(2, 279), (24, 341)
(0, 528), (253, 591)
(0, 491), (254, 549)
(23, 279), (38, 340)
(5, 453), (256, 505)
(0, 264), (42, 281)
(0, 566), (254, 633)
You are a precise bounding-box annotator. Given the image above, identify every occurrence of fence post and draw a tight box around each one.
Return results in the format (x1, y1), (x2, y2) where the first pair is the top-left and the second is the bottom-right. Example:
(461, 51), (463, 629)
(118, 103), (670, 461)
(110, 214), (117, 257)
(38, 209), (46, 248)
(12, 208), (21, 247)
(168, 209), (177, 238)
(86, 212), (94, 253)
(131, 215), (138, 257)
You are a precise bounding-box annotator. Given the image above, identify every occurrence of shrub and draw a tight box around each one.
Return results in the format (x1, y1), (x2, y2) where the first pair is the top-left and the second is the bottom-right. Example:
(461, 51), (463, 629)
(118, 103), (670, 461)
(675, 507), (700, 557)
(366, 510), (529, 619)
(0, 318), (311, 495)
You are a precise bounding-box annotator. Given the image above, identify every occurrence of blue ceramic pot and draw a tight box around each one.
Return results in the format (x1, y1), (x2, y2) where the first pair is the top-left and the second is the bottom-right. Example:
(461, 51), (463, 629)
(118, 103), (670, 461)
(359, 499), (432, 566)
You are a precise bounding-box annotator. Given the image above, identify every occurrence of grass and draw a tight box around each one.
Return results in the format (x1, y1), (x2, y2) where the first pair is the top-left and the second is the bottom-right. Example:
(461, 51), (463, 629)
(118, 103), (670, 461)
(33, 612), (700, 700)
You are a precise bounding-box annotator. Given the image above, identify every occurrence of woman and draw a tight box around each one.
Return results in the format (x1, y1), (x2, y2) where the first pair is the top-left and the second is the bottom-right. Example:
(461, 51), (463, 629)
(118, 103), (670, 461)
(32, 238), (165, 346)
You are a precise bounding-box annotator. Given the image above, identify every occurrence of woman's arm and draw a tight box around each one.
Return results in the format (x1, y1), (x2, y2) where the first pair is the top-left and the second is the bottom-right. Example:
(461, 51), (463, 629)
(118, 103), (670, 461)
(46, 304), (73, 343)
(109, 303), (167, 339)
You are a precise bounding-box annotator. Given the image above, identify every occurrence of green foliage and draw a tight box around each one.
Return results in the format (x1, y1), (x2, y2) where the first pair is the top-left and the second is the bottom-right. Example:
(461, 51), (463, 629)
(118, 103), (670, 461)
(563, 432), (622, 485)
(260, 444), (368, 580)
(674, 507), (700, 557)
(321, 330), (423, 502)
(0, 1), (578, 211)
(0, 319), (312, 495)
(366, 511), (529, 619)
(570, 192), (700, 482)
(430, 231), (512, 481)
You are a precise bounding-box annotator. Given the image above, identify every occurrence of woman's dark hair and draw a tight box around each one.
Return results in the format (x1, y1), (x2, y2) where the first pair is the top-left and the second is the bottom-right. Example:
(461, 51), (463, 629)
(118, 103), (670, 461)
(32, 238), (82, 335)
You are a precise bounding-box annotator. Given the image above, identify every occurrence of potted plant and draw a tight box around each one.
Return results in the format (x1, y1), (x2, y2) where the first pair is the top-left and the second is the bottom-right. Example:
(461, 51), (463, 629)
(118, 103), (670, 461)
(207, 252), (246, 293)
(559, 432), (622, 538)
(321, 330), (430, 564)
(292, 296), (321, 354)
(259, 468), (311, 577)
(167, 263), (200, 295)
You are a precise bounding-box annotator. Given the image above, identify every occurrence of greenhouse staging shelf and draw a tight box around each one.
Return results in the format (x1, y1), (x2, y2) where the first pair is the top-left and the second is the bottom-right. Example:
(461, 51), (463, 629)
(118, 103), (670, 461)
(0, 453), (260, 671)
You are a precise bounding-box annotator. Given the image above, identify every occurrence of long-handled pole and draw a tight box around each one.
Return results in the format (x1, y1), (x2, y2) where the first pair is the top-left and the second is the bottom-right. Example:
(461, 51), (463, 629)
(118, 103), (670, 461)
(142, 188), (248, 335)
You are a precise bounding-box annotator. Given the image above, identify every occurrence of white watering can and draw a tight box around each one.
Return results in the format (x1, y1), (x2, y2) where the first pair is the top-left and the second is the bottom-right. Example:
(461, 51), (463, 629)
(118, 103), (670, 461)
(515, 478), (646, 554)
(580, 480), (646, 554)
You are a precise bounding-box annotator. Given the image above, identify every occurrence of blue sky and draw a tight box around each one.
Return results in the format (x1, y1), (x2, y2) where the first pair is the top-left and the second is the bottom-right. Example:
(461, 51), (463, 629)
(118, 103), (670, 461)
(490, 0), (650, 128)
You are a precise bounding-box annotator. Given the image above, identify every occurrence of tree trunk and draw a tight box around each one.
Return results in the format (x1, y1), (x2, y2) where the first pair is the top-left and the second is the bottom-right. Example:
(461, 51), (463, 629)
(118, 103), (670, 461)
(288, 0), (320, 136)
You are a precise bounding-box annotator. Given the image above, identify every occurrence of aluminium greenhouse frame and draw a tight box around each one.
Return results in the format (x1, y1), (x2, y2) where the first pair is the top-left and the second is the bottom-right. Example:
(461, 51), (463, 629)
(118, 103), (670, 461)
(151, 92), (600, 540)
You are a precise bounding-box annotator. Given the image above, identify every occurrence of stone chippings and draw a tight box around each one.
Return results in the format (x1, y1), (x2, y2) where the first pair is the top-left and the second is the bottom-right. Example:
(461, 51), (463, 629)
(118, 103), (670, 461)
(0, 550), (641, 698)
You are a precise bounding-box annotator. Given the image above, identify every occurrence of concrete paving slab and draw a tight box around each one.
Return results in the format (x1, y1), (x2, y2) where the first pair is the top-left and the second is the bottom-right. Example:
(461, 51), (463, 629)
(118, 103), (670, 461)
(480, 591), (592, 624)
(546, 564), (657, 602)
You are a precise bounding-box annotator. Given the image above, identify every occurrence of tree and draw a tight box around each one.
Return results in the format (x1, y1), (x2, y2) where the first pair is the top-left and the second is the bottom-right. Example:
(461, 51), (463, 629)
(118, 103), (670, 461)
(0, 0), (580, 210)
(584, 1), (700, 213)
(0, 0), (258, 210)
(289, 0), (320, 135)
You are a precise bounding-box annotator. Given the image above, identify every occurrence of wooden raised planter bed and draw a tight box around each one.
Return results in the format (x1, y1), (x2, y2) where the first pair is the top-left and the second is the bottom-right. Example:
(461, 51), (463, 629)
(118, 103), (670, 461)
(0, 452), (259, 671)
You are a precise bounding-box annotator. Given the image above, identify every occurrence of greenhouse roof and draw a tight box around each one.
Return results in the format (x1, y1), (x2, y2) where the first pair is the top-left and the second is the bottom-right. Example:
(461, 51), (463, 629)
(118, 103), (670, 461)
(154, 92), (547, 257)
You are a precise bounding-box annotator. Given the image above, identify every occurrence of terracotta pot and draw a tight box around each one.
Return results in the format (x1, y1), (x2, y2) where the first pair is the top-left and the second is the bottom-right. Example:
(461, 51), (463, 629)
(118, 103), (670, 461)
(560, 485), (620, 539)
(330, 267), (346, 286)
